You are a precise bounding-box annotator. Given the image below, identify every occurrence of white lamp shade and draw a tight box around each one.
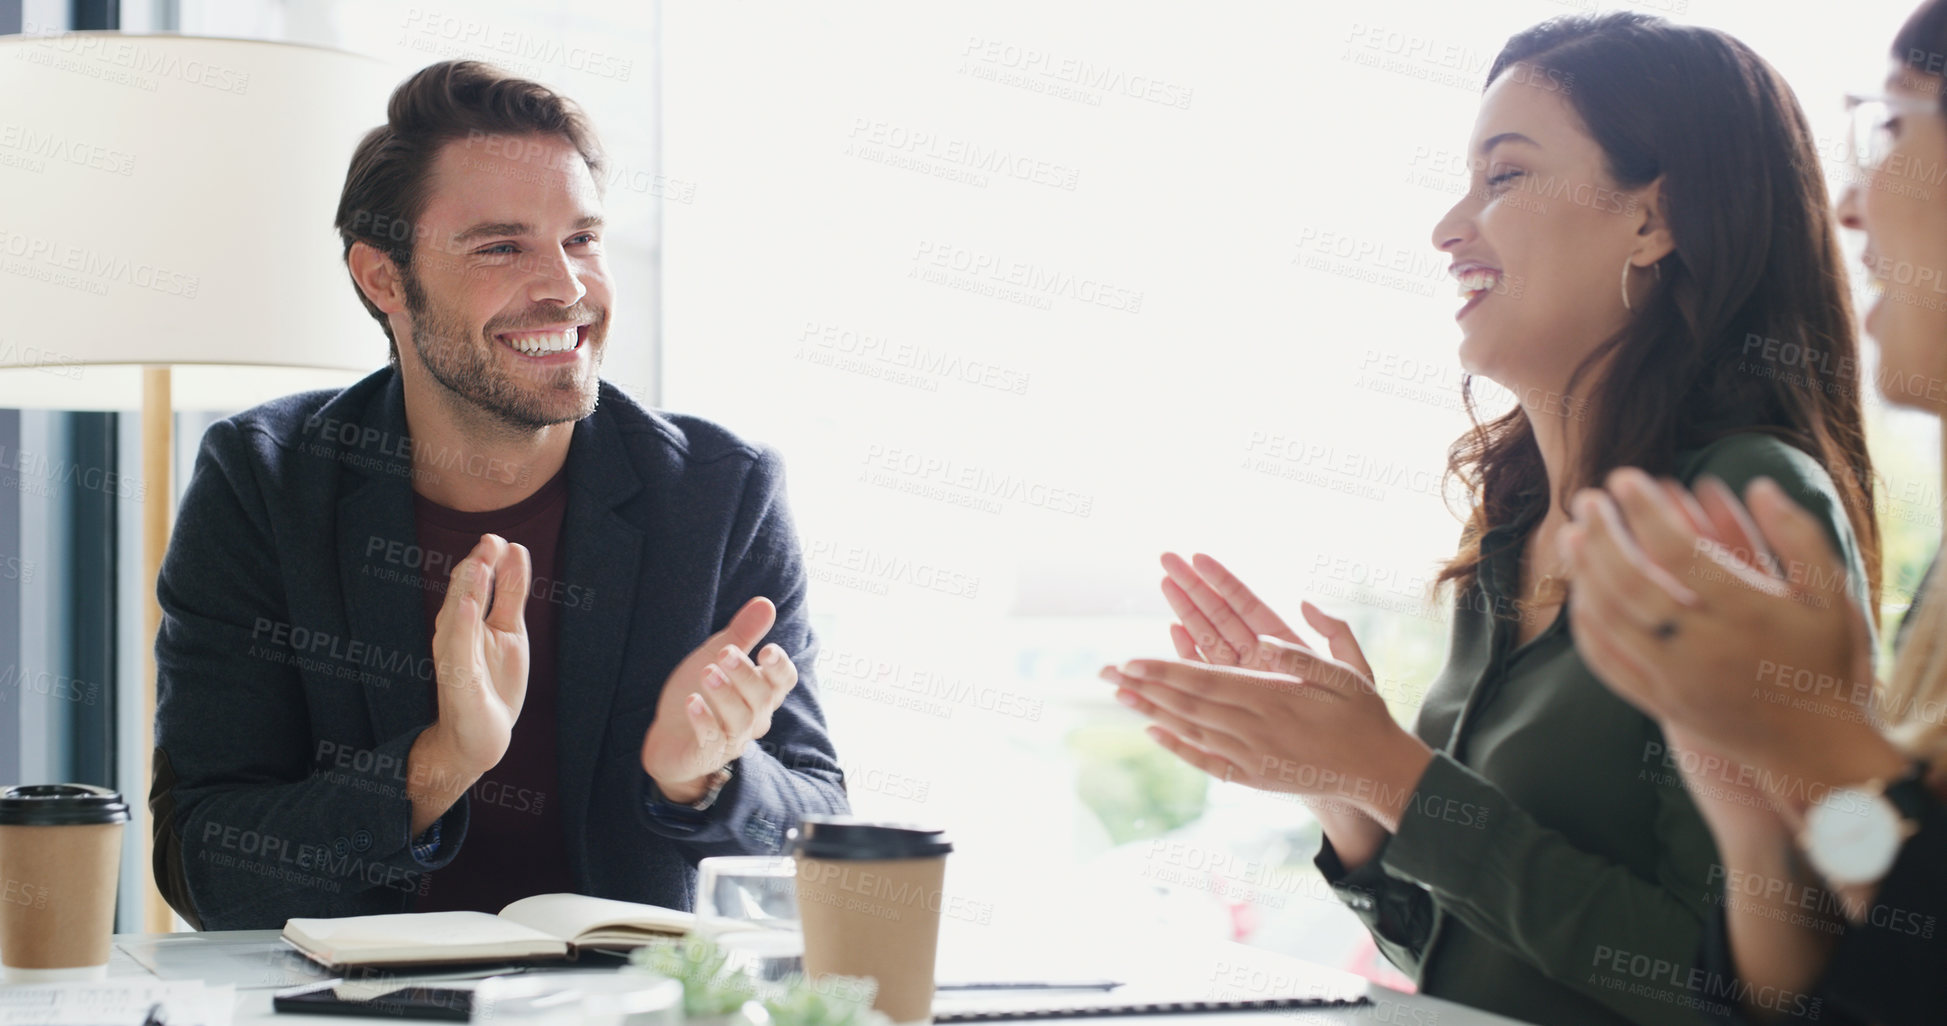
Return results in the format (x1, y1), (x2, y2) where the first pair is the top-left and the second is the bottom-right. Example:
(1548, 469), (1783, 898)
(0, 33), (402, 409)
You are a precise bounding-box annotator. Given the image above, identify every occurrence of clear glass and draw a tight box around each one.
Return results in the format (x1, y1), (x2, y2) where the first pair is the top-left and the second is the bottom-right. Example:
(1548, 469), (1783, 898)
(695, 855), (803, 984)
(470, 973), (683, 1026)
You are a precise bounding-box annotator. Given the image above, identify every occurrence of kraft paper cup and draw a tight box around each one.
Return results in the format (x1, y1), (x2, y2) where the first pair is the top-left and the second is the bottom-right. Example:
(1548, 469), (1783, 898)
(791, 817), (952, 1026)
(0, 784), (129, 982)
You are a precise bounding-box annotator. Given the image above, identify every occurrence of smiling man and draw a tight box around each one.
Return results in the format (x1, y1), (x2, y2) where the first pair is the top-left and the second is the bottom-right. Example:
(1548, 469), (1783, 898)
(147, 61), (847, 929)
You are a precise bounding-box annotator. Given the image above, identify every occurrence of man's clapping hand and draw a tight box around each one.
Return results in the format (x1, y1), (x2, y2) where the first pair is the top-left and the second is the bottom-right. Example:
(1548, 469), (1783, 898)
(408, 532), (532, 834)
(640, 597), (800, 804)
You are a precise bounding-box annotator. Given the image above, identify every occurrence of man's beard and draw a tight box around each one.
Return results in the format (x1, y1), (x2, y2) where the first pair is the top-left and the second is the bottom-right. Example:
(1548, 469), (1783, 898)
(401, 266), (605, 431)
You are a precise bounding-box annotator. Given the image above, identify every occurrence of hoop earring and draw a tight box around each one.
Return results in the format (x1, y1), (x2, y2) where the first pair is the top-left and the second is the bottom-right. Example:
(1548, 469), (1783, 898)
(1621, 258), (1661, 312)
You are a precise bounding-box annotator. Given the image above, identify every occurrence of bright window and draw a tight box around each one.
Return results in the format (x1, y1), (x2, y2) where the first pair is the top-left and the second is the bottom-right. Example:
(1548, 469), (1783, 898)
(660, 0), (1941, 976)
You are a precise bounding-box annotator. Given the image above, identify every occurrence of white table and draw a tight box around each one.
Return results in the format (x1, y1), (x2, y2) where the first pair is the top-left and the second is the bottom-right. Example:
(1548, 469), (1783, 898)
(108, 928), (1536, 1026)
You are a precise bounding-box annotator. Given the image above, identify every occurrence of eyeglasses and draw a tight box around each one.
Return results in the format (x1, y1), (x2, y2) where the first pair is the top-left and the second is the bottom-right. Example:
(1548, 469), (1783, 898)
(1843, 92), (1940, 171)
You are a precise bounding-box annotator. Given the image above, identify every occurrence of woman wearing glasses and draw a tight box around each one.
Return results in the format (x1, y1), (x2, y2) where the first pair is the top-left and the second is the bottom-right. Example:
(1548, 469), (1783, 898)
(1558, 4), (1947, 1024)
(1101, 12), (1881, 1026)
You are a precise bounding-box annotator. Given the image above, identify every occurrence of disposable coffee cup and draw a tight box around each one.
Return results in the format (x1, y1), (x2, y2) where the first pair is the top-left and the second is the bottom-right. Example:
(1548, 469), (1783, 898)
(0, 784), (129, 982)
(791, 817), (952, 1026)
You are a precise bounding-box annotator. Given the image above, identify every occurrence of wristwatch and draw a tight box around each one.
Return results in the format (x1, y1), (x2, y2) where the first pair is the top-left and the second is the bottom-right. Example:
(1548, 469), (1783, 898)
(651, 764), (734, 813)
(1798, 759), (1929, 887)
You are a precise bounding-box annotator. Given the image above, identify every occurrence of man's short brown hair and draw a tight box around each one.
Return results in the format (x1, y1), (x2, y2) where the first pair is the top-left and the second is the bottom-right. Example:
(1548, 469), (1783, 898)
(333, 60), (606, 365)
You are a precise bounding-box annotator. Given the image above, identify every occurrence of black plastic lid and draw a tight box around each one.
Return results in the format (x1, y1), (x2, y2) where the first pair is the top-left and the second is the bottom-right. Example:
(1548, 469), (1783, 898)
(790, 816), (952, 860)
(0, 784), (129, 826)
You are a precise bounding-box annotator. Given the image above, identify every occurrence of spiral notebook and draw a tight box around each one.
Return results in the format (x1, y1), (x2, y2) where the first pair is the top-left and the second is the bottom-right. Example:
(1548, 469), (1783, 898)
(930, 982), (1373, 1021)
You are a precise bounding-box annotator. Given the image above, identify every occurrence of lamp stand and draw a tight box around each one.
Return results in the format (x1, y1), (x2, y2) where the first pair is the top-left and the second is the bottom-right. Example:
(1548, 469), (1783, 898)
(141, 366), (173, 933)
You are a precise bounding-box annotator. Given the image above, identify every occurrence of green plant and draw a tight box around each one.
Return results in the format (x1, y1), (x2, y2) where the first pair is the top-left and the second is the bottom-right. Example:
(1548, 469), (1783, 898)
(627, 936), (758, 1016)
(1069, 724), (1209, 845)
(760, 974), (889, 1026)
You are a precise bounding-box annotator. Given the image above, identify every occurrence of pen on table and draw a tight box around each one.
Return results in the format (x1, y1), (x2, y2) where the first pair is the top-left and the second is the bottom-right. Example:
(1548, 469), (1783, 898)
(935, 980), (1124, 991)
(139, 1002), (166, 1026)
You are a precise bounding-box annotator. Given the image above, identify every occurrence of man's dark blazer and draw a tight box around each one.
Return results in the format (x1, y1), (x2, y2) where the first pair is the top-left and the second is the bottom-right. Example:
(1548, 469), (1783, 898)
(149, 367), (848, 930)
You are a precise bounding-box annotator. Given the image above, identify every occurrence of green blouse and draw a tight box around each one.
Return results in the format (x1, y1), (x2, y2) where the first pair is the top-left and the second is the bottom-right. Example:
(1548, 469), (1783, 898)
(1317, 431), (1875, 1026)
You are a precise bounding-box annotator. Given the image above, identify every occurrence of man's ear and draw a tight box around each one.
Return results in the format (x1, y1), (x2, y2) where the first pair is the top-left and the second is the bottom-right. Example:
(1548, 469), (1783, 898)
(1628, 175), (1677, 267)
(347, 240), (408, 316)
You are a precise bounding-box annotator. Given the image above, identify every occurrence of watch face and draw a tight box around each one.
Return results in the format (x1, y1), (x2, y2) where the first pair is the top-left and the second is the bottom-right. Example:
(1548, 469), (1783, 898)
(1804, 789), (1903, 886)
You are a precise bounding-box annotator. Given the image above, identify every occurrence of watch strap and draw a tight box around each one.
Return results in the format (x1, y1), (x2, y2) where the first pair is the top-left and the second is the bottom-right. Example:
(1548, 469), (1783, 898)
(650, 764), (734, 814)
(689, 764), (734, 811)
(1882, 758), (1931, 825)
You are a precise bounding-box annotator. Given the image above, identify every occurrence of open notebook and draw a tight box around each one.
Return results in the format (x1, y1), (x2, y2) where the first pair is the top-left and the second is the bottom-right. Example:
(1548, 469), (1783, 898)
(282, 893), (702, 969)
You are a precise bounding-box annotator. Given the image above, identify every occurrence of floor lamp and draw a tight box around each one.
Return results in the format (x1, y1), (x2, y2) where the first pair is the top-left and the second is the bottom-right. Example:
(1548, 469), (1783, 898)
(0, 32), (399, 932)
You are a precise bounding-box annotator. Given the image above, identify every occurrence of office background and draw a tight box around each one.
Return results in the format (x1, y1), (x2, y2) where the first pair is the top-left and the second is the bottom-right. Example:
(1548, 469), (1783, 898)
(0, 0), (1934, 982)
